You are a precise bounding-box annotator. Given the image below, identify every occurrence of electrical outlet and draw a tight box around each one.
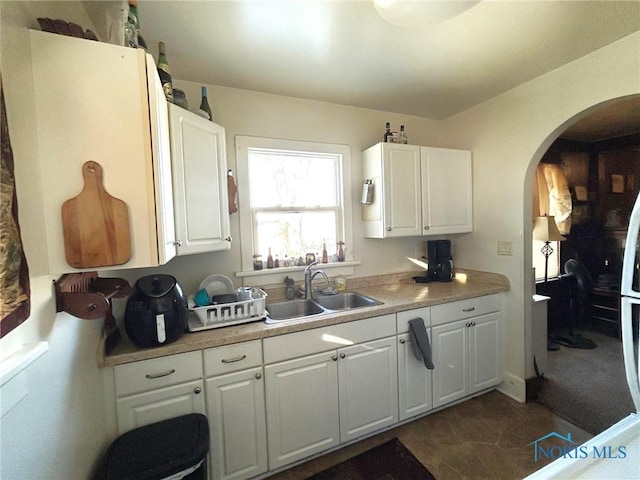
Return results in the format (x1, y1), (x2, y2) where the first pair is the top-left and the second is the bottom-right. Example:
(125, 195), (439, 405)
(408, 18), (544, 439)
(497, 241), (513, 256)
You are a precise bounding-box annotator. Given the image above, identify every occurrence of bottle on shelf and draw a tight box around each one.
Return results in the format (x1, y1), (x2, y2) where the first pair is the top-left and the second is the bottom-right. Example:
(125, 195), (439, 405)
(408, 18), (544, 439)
(322, 241), (328, 263)
(157, 41), (174, 103)
(274, 255), (280, 268)
(200, 86), (213, 121)
(267, 247), (274, 269)
(398, 125), (408, 144)
(383, 122), (392, 142)
(337, 241), (345, 262)
(124, 0), (139, 48)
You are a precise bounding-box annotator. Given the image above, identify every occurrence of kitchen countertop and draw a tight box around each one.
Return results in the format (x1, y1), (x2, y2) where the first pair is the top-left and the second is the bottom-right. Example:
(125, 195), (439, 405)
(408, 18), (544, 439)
(101, 269), (509, 367)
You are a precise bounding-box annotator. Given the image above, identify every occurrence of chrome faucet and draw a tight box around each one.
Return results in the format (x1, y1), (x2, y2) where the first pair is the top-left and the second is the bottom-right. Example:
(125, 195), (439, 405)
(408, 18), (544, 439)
(304, 261), (329, 299)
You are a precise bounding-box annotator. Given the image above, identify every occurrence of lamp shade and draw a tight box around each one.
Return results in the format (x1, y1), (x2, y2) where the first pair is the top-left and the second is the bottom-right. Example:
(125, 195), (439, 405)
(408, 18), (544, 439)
(533, 216), (566, 242)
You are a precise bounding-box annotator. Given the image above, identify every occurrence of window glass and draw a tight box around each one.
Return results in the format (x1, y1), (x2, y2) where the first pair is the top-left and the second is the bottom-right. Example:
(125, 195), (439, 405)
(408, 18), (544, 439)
(236, 136), (352, 274)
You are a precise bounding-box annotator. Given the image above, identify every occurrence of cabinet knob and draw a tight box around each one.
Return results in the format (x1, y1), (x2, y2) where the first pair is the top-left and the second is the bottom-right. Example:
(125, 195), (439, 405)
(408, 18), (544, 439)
(386, 227), (392, 232)
(225, 236), (232, 242)
(399, 338), (406, 344)
(424, 226), (430, 230)
(255, 373), (262, 380)
(194, 387), (202, 394)
(332, 355), (338, 361)
(340, 353), (346, 359)
(466, 322), (471, 328)
(175, 240), (182, 247)
(471, 321), (476, 326)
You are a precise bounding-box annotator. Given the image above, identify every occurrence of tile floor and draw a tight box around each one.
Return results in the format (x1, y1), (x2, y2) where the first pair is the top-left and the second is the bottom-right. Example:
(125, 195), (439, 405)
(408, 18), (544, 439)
(267, 390), (593, 480)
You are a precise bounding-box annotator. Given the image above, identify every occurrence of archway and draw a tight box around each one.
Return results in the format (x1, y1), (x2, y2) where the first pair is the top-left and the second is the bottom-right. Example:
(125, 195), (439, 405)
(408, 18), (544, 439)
(522, 95), (640, 433)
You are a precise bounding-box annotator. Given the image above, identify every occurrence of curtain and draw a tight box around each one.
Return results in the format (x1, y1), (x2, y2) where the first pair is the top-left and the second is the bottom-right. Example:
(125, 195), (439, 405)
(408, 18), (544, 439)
(535, 163), (572, 235)
(1, 74), (31, 337)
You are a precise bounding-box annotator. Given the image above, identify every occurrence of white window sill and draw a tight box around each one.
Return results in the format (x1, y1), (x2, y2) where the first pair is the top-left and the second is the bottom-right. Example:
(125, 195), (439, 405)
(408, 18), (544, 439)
(236, 260), (361, 278)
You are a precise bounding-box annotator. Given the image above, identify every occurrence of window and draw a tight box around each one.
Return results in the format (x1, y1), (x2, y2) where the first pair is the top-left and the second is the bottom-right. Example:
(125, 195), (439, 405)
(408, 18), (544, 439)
(236, 136), (353, 276)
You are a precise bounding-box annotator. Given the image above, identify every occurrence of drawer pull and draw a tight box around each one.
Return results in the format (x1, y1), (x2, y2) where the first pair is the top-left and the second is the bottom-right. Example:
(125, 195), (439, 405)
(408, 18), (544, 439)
(145, 369), (176, 379)
(255, 373), (262, 380)
(462, 307), (476, 312)
(399, 338), (406, 344)
(194, 387), (202, 394)
(221, 354), (247, 364)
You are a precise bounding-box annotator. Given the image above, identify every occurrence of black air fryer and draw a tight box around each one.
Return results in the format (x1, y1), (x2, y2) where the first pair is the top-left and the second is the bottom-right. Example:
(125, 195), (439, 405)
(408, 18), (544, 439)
(125, 274), (188, 348)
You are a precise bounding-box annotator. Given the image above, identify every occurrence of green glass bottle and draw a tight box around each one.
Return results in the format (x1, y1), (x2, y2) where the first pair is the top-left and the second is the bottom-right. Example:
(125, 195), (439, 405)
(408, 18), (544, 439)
(157, 42), (173, 103)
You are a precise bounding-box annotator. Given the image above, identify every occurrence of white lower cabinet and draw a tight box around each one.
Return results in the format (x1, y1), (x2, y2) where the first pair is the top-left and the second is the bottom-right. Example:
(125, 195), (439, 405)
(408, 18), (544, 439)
(204, 341), (268, 480)
(113, 351), (205, 434)
(432, 311), (501, 408)
(338, 337), (398, 442)
(265, 351), (340, 470)
(397, 307), (433, 421)
(263, 315), (397, 470)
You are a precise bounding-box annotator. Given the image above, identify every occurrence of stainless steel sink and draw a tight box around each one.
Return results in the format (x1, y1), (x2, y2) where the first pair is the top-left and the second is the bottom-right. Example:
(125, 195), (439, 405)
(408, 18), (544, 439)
(265, 292), (383, 322)
(313, 292), (383, 311)
(266, 299), (325, 321)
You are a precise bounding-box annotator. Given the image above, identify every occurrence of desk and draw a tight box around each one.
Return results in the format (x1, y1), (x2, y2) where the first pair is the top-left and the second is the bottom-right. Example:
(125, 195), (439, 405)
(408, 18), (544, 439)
(589, 286), (621, 340)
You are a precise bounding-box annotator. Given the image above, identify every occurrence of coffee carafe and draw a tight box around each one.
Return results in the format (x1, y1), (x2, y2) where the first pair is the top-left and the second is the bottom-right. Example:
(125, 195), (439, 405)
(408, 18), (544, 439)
(427, 240), (454, 282)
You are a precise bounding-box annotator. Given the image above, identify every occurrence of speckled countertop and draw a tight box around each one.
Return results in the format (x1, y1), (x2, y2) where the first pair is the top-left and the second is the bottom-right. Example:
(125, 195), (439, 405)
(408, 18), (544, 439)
(101, 269), (509, 367)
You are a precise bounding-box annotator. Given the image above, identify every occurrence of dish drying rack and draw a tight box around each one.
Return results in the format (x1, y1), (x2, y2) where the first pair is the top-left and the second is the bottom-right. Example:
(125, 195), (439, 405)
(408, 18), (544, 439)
(187, 288), (267, 332)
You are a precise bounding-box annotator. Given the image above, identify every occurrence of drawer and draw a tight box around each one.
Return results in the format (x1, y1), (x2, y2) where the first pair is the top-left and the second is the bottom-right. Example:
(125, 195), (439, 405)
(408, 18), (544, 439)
(114, 351), (203, 397)
(396, 307), (431, 333)
(431, 294), (501, 326)
(204, 340), (263, 377)
(263, 314), (396, 364)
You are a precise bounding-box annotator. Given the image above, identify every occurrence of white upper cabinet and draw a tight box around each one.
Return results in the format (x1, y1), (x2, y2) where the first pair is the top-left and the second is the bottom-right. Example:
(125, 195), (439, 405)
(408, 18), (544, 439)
(362, 143), (473, 238)
(421, 147), (473, 235)
(168, 104), (231, 255)
(28, 30), (176, 273)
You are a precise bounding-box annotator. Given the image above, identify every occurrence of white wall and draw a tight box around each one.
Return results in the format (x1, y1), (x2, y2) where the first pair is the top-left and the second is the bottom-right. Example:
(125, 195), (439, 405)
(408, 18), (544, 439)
(443, 32), (640, 400)
(1, 2), (109, 479)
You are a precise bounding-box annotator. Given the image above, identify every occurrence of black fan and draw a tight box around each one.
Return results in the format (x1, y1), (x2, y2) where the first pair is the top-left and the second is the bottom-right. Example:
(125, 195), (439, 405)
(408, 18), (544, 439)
(553, 259), (597, 349)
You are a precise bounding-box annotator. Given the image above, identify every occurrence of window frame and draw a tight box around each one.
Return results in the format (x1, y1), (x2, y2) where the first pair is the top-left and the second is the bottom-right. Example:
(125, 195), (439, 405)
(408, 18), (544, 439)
(235, 136), (355, 283)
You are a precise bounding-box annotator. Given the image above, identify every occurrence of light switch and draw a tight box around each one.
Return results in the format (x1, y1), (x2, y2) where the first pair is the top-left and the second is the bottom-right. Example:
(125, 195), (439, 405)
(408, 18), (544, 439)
(497, 241), (513, 256)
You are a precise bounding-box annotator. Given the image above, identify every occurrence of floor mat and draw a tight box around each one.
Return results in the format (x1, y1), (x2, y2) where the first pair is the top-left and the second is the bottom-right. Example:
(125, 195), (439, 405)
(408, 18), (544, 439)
(305, 438), (435, 480)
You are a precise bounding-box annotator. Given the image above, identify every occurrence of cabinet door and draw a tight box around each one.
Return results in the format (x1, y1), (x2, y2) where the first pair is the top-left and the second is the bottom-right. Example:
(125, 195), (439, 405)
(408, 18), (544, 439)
(338, 337), (398, 442)
(421, 147), (473, 235)
(398, 333), (433, 421)
(145, 54), (177, 264)
(169, 104), (231, 255)
(29, 30), (170, 272)
(265, 352), (339, 469)
(469, 312), (501, 394)
(431, 320), (468, 408)
(115, 380), (205, 434)
(206, 368), (268, 480)
(383, 144), (422, 237)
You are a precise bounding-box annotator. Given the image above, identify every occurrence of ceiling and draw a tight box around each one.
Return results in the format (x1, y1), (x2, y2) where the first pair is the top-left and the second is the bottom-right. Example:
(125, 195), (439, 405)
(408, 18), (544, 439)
(83, 1), (640, 141)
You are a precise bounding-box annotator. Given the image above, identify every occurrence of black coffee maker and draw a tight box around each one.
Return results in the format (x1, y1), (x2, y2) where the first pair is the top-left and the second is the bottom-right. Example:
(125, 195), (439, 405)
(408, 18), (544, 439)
(427, 240), (454, 282)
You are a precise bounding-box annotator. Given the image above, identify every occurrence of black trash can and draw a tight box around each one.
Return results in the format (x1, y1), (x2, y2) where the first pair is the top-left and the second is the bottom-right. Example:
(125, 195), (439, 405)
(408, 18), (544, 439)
(99, 414), (209, 480)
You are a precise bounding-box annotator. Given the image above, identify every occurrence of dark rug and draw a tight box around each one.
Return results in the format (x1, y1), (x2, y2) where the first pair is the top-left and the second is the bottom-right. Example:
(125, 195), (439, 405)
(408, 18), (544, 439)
(306, 438), (435, 480)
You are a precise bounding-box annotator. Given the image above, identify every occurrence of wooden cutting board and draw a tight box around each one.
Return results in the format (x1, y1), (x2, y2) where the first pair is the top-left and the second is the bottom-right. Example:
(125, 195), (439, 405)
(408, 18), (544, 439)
(61, 161), (131, 268)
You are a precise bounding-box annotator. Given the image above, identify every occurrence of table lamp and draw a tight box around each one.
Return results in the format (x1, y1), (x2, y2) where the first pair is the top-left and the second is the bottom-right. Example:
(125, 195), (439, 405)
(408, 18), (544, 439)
(533, 215), (566, 282)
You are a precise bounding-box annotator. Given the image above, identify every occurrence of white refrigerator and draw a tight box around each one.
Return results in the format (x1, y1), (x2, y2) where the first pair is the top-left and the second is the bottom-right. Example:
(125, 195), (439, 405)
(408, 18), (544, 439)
(526, 191), (640, 479)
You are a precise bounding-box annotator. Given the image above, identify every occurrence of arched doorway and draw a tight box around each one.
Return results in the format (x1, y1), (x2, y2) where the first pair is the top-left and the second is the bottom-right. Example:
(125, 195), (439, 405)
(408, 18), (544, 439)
(524, 95), (640, 434)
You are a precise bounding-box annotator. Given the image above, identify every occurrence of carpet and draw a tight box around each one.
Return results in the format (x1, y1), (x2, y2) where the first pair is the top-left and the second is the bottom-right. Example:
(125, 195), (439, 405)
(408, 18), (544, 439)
(306, 438), (435, 480)
(537, 327), (635, 435)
